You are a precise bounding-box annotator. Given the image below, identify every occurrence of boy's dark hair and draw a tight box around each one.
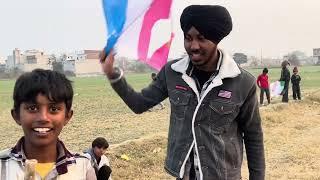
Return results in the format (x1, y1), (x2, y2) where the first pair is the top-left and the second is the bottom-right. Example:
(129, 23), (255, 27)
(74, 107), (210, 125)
(13, 69), (73, 114)
(92, 137), (109, 149)
(262, 68), (268, 73)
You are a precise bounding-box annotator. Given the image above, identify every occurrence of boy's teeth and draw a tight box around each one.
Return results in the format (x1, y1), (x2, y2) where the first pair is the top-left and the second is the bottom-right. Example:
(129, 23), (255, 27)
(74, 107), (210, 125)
(34, 128), (50, 133)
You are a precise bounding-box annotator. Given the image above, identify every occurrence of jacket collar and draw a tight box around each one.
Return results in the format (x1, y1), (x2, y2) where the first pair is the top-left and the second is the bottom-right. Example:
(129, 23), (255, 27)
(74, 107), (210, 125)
(10, 137), (77, 175)
(171, 49), (241, 79)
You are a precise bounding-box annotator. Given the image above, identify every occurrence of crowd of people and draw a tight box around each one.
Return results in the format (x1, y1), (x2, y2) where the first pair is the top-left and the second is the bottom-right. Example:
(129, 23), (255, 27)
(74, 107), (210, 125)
(257, 60), (302, 106)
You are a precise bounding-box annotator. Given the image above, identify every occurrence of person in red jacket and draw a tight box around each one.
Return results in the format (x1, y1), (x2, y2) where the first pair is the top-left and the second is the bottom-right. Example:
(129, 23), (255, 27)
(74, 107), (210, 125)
(257, 68), (270, 105)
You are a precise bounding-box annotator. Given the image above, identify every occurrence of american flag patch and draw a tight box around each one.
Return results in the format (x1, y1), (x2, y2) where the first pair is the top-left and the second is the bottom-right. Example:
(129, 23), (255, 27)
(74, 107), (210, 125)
(218, 90), (232, 99)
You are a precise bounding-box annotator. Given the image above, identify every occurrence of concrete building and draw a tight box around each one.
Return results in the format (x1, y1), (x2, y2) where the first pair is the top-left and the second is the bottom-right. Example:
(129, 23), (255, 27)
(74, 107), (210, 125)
(63, 50), (102, 77)
(0, 57), (5, 72)
(6, 55), (15, 70)
(0, 56), (5, 64)
(21, 49), (50, 72)
(313, 48), (320, 64)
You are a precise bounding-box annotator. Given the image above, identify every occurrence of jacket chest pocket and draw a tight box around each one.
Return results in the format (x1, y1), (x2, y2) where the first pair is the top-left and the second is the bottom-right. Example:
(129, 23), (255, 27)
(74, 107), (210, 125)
(169, 90), (192, 120)
(209, 101), (239, 133)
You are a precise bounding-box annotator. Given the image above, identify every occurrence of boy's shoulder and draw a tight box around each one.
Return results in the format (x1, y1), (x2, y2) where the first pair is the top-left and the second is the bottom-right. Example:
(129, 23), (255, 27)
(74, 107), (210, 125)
(0, 148), (12, 160)
(74, 152), (90, 160)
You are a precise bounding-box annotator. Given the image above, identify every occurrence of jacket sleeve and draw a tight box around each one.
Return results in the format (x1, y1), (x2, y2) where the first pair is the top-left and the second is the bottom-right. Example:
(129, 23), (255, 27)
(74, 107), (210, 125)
(109, 66), (168, 114)
(238, 82), (265, 180)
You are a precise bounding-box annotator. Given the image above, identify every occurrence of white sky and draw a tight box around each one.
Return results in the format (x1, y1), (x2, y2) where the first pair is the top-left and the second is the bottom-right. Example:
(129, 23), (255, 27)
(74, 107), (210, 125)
(1, 0), (320, 59)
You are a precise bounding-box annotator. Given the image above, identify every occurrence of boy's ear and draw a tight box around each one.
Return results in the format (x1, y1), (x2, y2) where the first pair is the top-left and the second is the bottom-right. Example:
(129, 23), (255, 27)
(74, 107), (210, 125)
(64, 110), (73, 126)
(11, 109), (21, 125)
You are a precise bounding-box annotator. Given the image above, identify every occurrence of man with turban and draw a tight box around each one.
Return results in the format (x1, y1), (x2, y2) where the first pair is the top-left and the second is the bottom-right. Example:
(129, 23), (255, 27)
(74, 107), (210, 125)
(100, 5), (265, 180)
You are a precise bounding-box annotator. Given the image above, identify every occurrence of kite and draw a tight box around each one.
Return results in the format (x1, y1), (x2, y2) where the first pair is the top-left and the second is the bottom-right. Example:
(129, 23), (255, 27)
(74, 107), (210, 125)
(270, 80), (285, 97)
(102, 0), (174, 70)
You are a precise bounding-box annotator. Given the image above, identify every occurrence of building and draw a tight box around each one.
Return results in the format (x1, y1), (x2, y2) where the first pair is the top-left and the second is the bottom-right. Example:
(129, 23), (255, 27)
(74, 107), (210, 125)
(313, 48), (320, 64)
(4, 49), (50, 72)
(63, 50), (103, 77)
(0, 56), (5, 64)
(20, 49), (50, 72)
(0, 56), (5, 72)
(6, 55), (15, 70)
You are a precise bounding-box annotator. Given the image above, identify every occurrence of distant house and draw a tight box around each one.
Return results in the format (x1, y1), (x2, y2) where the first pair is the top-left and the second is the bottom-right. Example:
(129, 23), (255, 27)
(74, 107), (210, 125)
(21, 49), (50, 72)
(6, 55), (15, 70)
(0, 56), (5, 64)
(0, 57), (5, 72)
(0, 56), (5, 72)
(63, 50), (103, 77)
(313, 48), (320, 64)
(5, 49), (50, 72)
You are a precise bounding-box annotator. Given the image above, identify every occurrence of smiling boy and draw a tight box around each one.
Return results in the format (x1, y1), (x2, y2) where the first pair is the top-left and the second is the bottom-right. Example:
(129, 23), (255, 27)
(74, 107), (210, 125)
(0, 69), (96, 180)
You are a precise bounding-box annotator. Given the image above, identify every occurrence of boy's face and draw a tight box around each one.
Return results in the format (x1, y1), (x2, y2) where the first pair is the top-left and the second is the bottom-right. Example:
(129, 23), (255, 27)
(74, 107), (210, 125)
(12, 93), (73, 148)
(93, 146), (107, 158)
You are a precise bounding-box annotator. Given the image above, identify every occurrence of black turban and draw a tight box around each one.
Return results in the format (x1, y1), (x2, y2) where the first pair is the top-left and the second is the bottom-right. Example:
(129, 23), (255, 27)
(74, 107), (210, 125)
(180, 5), (233, 43)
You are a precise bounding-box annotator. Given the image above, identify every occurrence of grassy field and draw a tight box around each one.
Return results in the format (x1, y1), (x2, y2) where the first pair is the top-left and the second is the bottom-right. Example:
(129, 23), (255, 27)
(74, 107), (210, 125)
(0, 66), (319, 179)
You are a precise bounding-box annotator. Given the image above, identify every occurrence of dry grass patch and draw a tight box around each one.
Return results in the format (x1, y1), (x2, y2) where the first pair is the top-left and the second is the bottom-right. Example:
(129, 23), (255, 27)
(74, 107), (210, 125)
(107, 133), (174, 180)
(241, 92), (320, 180)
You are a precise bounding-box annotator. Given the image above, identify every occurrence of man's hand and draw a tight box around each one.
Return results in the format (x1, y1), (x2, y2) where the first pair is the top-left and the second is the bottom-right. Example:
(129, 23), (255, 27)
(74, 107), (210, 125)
(100, 48), (116, 79)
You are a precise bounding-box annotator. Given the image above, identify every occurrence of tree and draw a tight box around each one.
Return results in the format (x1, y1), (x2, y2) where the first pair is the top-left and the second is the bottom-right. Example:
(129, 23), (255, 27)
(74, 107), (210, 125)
(48, 54), (64, 73)
(249, 56), (260, 67)
(287, 54), (300, 66)
(287, 50), (306, 66)
(52, 61), (64, 73)
(233, 53), (248, 65)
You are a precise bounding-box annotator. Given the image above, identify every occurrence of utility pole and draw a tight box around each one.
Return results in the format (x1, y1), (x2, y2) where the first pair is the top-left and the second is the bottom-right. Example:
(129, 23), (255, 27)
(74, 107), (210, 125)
(260, 48), (263, 66)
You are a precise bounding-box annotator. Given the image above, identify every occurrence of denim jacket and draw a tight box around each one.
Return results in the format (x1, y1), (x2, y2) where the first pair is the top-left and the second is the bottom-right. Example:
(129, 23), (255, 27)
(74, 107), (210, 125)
(110, 49), (265, 180)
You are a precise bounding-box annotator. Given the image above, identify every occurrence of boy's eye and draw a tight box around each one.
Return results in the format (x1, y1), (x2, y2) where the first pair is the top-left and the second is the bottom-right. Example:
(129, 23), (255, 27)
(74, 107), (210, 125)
(26, 105), (38, 112)
(49, 105), (61, 113)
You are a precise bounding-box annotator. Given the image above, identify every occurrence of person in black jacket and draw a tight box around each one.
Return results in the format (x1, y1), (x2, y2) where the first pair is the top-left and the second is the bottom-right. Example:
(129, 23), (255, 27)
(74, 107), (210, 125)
(280, 60), (290, 102)
(291, 66), (301, 100)
(100, 5), (265, 180)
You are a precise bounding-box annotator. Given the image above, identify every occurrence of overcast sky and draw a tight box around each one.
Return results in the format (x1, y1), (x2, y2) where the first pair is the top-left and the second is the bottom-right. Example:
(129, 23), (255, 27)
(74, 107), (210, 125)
(1, 0), (320, 59)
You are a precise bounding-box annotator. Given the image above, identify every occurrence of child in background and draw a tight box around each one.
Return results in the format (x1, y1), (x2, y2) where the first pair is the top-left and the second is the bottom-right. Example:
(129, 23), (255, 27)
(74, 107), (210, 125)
(0, 69), (96, 180)
(291, 66), (302, 100)
(84, 137), (112, 180)
(257, 68), (271, 105)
